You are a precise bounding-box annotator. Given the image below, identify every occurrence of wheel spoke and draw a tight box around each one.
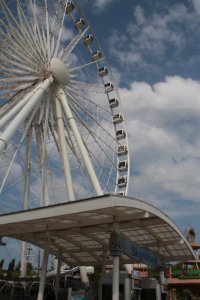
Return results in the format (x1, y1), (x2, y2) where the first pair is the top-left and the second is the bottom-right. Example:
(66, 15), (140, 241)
(59, 27), (89, 61)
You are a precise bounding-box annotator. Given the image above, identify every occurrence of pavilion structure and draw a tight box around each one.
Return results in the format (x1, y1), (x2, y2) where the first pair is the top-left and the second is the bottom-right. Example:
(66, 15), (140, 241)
(0, 195), (196, 300)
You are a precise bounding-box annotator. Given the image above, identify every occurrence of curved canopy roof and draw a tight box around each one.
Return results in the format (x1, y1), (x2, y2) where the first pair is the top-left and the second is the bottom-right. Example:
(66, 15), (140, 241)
(0, 195), (196, 266)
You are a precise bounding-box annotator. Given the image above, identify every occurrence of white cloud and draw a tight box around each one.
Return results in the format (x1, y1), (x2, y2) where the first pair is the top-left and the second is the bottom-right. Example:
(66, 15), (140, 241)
(82, 0), (115, 11)
(93, 0), (115, 11)
(120, 76), (200, 219)
(109, 2), (200, 77)
(192, 0), (200, 15)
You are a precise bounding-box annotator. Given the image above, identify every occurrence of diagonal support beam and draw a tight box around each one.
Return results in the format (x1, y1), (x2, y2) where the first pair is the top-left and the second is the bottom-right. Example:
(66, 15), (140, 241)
(0, 77), (53, 154)
(57, 88), (103, 196)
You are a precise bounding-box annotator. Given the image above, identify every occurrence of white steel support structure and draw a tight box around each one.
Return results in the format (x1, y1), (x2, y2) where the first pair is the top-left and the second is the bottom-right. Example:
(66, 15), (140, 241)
(55, 96), (75, 201)
(57, 88), (103, 196)
(21, 128), (33, 278)
(0, 77), (53, 154)
(0, 0), (130, 298)
(0, 83), (51, 130)
(0, 78), (53, 279)
(37, 234), (50, 300)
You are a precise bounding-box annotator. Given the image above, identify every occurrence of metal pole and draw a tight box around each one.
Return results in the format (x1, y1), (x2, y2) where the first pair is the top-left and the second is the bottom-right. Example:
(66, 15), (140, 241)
(55, 257), (61, 300)
(37, 235), (50, 300)
(68, 287), (72, 300)
(57, 88), (103, 196)
(111, 222), (120, 300)
(21, 128), (32, 278)
(124, 277), (131, 300)
(112, 256), (119, 300)
(20, 241), (27, 278)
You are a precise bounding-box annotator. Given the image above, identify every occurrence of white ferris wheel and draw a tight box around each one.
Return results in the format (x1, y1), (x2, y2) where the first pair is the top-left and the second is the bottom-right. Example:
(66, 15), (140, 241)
(0, 0), (129, 215)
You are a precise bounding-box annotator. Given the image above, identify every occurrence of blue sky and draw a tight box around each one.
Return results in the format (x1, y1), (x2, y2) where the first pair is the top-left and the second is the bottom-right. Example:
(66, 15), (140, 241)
(83, 0), (200, 84)
(81, 0), (200, 240)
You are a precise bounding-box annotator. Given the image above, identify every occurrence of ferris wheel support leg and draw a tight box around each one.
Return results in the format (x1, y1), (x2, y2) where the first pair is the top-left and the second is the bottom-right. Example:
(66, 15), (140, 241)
(0, 94), (29, 130)
(35, 125), (49, 206)
(0, 77), (53, 154)
(0, 82), (51, 130)
(57, 88), (103, 197)
(21, 128), (33, 279)
(55, 97), (75, 201)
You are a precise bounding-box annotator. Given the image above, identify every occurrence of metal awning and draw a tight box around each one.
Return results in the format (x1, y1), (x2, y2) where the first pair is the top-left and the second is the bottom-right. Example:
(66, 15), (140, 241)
(0, 195), (195, 265)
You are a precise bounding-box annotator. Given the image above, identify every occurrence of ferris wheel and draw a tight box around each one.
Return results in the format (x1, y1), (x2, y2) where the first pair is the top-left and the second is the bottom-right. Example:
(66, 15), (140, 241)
(0, 0), (129, 215)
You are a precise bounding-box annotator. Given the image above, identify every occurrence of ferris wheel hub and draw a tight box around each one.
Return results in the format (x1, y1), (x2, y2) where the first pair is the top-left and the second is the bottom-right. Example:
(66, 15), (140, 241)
(50, 58), (70, 85)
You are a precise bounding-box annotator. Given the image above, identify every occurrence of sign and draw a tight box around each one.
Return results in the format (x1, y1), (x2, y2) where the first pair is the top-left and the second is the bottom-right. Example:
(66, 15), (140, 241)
(131, 270), (142, 290)
(109, 232), (164, 267)
(132, 278), (142, 290)
(132, 270), (141, 279)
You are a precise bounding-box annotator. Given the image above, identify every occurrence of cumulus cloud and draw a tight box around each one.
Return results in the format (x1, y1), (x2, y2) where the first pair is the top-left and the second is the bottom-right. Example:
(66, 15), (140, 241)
(109, 2), (200, 82)
(192, 0), (200, 15)
(120, 76), (200, 220)
(94, 0), (113, 10)
(82, 0), (115, 11)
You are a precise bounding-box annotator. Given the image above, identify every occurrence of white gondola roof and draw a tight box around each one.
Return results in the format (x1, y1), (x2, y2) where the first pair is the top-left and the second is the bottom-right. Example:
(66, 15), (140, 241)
(0, 195), (196, 266)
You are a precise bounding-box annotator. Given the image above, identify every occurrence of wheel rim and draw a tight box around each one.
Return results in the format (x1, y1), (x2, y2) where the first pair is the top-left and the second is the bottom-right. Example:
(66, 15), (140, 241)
(0, 0), (130, 214)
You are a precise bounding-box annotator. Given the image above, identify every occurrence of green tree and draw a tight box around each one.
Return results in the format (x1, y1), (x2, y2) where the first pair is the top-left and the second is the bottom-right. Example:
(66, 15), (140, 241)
(27, 262), (35, 276)
(7, 259), (15, 277)
(13, 261), (21, 278)
(0, 259), (4, 276)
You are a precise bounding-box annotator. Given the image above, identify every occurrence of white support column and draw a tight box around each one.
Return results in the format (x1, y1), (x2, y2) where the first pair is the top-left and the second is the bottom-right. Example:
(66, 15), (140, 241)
(57, 88), (103, 196)
(112, 256), (119, 300)
(0, 77), (53, 154)
(21, 128), (32, 279)
(20, 241), (27, 278)
(112, 222), (120, 300)
(0, 82), (49, 130)
(55, 257), (61, 300)
(55, 97), (75, 201)
(124, 277), (131, 300)
(37, 235), (50, 300)
(0, 95), (29, 129)
(68, 287), (72, 300)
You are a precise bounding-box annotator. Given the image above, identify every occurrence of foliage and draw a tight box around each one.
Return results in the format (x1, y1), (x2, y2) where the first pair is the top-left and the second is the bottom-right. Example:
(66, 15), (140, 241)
(27, 262), (35, 276)
(0, 259), (4, 270)
(7, 259), (15, 276)
(12, 261), (21, 278)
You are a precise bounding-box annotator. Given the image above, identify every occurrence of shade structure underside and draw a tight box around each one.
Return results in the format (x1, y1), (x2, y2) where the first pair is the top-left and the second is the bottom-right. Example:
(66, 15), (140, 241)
(0, 195), (195, 266)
